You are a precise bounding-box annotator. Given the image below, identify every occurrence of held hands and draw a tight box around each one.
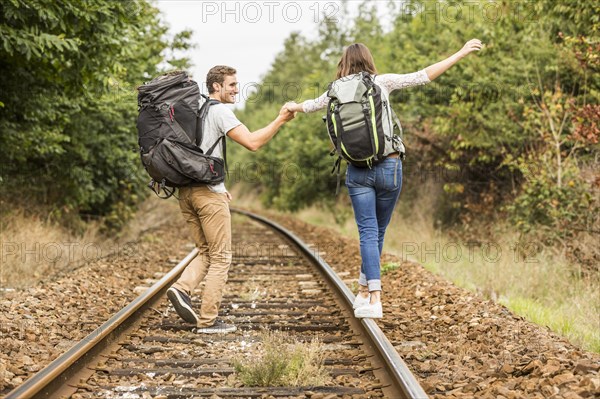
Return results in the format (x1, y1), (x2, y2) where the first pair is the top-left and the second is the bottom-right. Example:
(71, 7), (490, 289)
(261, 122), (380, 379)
(459, 39), (483, 58)
(284, 102), (300, 113)
(279, 103), (296, 122)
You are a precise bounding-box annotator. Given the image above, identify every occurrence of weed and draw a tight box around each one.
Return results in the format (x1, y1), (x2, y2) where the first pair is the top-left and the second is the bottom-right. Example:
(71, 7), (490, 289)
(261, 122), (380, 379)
(239, 282), (265, 301)
(381, 262), (401, 274)
(233, 329), (329, 387)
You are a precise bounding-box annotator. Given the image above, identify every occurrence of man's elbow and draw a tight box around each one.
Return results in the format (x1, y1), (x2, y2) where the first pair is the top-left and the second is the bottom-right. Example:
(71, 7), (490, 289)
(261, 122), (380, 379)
(233, 137), (259, 152)
(246, 142), (260, 152)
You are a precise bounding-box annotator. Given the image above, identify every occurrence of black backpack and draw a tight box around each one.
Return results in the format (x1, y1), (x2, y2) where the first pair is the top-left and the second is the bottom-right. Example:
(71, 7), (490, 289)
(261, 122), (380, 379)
(325, 72), (406, 193)
(136, 71), (225, 198)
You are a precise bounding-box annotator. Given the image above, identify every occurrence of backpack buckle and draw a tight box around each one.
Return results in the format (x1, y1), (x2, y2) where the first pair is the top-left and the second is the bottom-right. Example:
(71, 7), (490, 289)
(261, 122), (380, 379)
(147, 178), (175, 199)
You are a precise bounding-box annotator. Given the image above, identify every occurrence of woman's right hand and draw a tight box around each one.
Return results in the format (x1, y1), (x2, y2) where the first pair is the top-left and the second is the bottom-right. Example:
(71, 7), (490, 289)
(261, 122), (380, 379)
(459, 39), (483, 58)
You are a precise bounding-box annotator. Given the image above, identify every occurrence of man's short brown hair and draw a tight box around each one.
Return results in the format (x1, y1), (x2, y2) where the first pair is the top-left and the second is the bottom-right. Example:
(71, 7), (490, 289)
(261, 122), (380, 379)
(206, 65), (237, 94)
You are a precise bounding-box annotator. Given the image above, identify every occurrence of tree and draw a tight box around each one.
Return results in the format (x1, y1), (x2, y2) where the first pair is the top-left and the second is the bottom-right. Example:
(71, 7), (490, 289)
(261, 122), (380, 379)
(0, 0), (193, 230)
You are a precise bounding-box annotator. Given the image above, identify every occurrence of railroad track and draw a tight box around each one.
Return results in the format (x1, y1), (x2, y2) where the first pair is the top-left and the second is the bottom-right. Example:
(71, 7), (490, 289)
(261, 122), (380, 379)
(6, 209), (427, 399)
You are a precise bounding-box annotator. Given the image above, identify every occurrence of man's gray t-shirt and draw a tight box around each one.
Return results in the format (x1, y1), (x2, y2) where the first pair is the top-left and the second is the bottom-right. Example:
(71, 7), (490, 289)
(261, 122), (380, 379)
(200, 101), (242, 192)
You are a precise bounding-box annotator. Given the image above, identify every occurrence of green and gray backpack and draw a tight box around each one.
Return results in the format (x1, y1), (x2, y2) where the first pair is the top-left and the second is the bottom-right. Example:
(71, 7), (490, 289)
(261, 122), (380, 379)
(326, 72), (405, 192)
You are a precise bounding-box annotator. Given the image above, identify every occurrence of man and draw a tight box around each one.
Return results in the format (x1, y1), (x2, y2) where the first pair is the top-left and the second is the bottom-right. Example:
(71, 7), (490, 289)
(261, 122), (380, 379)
(167, 65), (295, 333)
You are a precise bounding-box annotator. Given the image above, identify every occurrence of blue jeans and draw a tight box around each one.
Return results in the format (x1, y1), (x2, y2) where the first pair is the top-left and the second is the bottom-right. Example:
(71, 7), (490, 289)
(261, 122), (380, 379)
(346, 157), (402, 292)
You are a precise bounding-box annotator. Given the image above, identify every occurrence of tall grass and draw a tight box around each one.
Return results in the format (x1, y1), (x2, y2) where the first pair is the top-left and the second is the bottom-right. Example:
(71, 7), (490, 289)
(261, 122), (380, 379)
(0, 209), (101, 288)
(405, 226), (600, 353)
(0, 197), (181, 289)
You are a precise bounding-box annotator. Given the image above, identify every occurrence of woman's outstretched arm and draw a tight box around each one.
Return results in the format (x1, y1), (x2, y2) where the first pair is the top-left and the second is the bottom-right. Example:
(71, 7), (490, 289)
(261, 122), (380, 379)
(285, 39), (482, 112)
(425, 39), (482, 81)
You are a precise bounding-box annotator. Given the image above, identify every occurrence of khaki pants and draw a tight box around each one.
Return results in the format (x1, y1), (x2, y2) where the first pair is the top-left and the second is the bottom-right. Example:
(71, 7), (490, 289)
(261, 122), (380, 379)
(172, 186), (232, 327)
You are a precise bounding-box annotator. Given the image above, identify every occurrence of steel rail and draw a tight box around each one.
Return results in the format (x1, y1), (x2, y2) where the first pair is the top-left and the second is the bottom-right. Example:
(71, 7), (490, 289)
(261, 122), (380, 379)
(232, 208), (428, 399)
(5, 249), (199, 399)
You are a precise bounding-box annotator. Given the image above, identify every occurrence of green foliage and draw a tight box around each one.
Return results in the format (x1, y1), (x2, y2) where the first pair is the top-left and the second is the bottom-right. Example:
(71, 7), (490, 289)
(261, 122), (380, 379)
(504, 81), (598, 238)
(233, 0), (599, 243)
(507, 173), (593, 237)
(0, 0), (193, 230)
(501, 1), (599, 242)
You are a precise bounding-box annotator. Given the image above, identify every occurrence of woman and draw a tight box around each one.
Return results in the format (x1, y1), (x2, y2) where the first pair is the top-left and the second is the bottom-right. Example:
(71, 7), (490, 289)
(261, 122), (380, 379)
(286, 39), (483, 318)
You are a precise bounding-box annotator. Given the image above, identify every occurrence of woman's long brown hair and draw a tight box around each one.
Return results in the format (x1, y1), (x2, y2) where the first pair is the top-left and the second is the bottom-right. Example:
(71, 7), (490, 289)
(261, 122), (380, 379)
(336, 43), (378, 79)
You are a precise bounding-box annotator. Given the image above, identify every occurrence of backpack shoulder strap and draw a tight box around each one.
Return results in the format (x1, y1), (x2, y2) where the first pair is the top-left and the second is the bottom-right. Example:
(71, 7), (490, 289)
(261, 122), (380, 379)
(326, 80), (334, 95)
(375, 76), (404, 140)
(201, 98), (229, 178)
(201, 98), (227, 157)
(389, 105), (404, 139)
(195, 95), (221, 147)
(205, 134), (224, 156)
(363, 72), (375, 87)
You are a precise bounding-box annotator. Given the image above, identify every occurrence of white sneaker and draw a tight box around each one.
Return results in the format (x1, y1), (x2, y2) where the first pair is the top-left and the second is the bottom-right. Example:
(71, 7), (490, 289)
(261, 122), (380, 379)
(354, 301), (383, 318)
(352, 293), (371, 309)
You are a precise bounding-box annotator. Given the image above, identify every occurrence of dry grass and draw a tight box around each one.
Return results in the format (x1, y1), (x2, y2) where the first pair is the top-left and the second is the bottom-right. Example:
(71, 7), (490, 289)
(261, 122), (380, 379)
(1, 209), (102, 288)
(233, 329), (329, 387)
(0, 196), (182, 289)
(404, 227), (600, 353)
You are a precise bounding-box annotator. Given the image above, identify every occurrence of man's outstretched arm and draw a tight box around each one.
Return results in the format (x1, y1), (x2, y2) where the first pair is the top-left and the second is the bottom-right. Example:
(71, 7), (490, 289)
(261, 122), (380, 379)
(228, 106), (295, 151)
